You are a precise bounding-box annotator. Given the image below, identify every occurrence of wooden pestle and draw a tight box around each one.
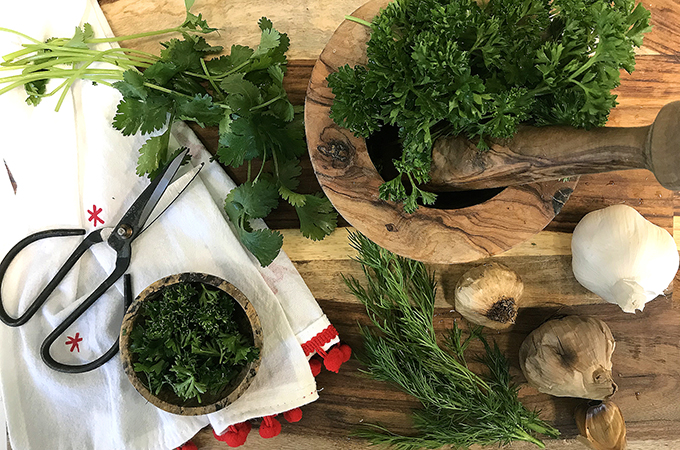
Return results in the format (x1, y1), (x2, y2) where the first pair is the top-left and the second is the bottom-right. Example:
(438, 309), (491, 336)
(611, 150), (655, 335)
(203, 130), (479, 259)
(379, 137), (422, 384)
(427, 101), (680, 191)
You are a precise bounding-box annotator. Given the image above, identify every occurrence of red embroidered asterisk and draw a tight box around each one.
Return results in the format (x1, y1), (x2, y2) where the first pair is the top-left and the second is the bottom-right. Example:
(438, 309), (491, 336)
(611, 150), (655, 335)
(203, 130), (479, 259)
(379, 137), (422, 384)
(65, 333), (83, 352)
(87, 205), (104, 227)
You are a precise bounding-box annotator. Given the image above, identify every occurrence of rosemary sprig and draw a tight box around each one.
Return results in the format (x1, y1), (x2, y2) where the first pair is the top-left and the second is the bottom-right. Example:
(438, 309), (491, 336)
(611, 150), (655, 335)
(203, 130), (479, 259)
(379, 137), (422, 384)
(344, 232), (559, 450)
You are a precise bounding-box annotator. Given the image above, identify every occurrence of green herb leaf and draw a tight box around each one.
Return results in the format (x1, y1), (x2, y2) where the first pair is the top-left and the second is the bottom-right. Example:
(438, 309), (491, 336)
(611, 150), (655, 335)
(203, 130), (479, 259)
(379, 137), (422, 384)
(236, 227), (283, 266)
(225, 179), (279, 220)
(295, 193), (337, 240)
(112, 94), (172, 136)
(345, 232), (560, 449)
(113, 69), (148, 100)
(328, 0), (651, 211)
(175, 93), (223, 127)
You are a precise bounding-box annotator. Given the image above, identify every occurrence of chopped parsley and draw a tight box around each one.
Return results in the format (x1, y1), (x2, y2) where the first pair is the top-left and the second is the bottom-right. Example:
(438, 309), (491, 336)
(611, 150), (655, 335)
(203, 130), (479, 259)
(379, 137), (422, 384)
(129, 282), (259, 404)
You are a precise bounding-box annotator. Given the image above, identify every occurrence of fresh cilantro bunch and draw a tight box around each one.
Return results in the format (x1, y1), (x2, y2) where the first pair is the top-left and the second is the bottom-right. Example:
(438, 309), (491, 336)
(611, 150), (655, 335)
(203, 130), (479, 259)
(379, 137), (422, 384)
(129, 282), (259, 403)
(112, 16), (337, 266)
(328, 0), (651, 212)
(0, 1), (338, 267)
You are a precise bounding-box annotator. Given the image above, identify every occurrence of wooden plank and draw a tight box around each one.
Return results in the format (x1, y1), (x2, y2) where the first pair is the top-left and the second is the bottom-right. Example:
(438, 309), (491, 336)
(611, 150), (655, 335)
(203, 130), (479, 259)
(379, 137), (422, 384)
(98, 0), (680, 60)
(189, 297), (680, 449)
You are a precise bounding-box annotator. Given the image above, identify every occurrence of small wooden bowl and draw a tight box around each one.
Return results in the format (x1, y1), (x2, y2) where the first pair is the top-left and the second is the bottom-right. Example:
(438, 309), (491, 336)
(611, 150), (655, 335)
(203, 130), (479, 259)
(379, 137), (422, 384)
(304, 0), (578, 264)
(119, 273), (263, 416)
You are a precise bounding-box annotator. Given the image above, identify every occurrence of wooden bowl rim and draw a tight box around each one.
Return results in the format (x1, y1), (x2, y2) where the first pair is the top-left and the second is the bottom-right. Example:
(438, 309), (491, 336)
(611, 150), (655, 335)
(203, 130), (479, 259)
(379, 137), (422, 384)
(119, 272), (263, 416)
(304, 0), (578, 264)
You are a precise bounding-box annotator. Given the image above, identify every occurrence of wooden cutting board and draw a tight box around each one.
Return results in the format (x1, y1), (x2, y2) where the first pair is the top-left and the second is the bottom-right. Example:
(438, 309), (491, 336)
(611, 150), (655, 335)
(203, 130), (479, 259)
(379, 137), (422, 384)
(96, 1), (680, 449)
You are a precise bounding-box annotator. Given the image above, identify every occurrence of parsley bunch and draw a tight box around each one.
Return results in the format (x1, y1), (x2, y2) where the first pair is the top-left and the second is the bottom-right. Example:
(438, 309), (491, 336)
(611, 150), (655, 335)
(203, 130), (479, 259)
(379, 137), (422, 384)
(0, 0), (338, 266)
(344, 232), (560, 449)
(129, 282), (259, 403)
(328, 0), (652, 212)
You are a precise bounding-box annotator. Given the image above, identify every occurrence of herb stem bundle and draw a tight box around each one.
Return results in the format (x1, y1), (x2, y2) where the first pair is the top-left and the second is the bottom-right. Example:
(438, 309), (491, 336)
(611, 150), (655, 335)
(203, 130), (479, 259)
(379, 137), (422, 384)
(345, 232), (559, 449)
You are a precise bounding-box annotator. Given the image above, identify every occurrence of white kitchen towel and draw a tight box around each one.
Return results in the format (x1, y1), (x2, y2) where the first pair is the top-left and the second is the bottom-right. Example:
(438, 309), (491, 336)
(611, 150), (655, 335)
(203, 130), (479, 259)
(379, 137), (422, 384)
(0, 0), (343, 449)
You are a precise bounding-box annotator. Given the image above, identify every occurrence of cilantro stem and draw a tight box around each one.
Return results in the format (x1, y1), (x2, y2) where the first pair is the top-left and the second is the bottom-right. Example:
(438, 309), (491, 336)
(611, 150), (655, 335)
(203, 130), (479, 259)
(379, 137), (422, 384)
(249, 93), (284, 112)
(142, 82), (193, 99)
(199, 58), (224, 100)
(212, 60), (251, 80)
(84, 26), (193, 44)
(0, 27), (44, 45)
(345, 15), (373, 28)
(253, 150), (267, 184)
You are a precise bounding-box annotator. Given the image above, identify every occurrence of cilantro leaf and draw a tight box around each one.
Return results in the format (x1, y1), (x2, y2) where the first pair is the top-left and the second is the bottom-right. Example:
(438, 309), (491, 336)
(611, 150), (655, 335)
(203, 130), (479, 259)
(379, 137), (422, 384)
(229, 45), (255, 66)
(295, 193), (338, 240)
(112, 94), (172, 136)
(276, 159), (301, 192)
(217, 115), (263, 166)
(113, 69), (148, 100)
(143, 61), (180, 86)
(237, 228), (283, 267)
(225, 179), (279, 219)
(221, 74), (262, 114)
(64, 24), (94, 49)
(253, 27), (281, 58)
(135, 133), (185, 179)
(24, 77), (48, 106)
(175, 94), (223, 127)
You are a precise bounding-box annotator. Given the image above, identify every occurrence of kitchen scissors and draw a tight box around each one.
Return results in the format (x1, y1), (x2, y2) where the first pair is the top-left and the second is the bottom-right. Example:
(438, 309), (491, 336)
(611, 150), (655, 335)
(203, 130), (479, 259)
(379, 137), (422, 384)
(0, 149), (201, 374)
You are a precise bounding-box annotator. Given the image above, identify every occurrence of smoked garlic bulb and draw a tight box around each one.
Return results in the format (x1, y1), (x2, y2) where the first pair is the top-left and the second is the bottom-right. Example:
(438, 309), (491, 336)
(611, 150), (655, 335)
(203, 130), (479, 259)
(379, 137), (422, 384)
(575, 400), (627, 450)
(519, 316), (617, 400)
(454, 262), (523, 330)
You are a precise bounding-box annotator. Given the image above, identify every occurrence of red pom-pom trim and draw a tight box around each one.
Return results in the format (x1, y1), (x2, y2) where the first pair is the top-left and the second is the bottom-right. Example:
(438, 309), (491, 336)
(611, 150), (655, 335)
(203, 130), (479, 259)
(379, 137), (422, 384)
(301, 325), (339, 357)
(283, 407), (303, 423)
(324, 346), (345, 373)
(213, 421), (252, 447)
(309, 358), (322, 377)
(259, 415), (282, 439)
(176, 441), (198, 450)
(339, 343), (352, 362)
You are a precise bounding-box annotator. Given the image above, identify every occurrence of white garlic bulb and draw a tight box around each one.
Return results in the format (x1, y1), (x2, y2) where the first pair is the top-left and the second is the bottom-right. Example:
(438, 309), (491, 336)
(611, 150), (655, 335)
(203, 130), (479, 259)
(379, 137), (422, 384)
(454, 262), (523, 329)
(571, 204), (679, 313)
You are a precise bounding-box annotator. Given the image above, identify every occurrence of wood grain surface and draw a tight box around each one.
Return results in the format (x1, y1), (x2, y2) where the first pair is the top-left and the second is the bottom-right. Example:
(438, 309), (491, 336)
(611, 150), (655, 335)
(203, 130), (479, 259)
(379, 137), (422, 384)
(95, 1), (680, 449)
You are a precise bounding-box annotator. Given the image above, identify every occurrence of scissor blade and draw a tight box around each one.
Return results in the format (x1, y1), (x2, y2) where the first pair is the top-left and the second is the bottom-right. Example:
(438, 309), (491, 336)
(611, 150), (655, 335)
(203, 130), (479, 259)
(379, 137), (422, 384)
(112, 148), (190, 239)
(138, 162), (204, 236)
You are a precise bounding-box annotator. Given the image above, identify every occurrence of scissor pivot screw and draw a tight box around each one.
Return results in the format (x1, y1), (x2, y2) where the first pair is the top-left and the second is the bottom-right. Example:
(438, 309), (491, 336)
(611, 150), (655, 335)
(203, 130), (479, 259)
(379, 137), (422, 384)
(116, 224), (133, 239)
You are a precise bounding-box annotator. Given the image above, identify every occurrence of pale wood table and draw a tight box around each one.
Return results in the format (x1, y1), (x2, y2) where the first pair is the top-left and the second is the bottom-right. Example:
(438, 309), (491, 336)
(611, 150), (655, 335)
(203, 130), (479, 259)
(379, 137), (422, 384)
(97, 1), (680, 449)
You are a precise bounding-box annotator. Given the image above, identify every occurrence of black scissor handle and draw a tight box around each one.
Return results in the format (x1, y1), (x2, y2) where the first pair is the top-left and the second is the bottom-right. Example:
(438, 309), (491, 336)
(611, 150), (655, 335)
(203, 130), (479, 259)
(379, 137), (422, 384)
(41, 271), (133, 374)
(0, 228), (98, 327)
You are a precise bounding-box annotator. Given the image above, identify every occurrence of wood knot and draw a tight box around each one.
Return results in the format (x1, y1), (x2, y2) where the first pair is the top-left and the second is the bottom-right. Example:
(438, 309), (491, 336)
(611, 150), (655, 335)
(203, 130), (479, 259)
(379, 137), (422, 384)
(385, 223), (398, 232)
(316, 126), (355, 169)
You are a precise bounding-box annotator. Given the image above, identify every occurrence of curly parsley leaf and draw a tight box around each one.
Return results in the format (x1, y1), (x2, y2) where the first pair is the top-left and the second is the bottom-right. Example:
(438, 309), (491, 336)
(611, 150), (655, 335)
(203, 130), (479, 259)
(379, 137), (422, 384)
(328, 0), (651, 210)
(129, 281), (259, 403)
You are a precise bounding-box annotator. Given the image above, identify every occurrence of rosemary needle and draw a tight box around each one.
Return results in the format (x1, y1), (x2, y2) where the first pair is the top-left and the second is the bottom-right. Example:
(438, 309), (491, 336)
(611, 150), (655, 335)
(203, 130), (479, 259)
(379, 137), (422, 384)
(344, 232), (559, 450)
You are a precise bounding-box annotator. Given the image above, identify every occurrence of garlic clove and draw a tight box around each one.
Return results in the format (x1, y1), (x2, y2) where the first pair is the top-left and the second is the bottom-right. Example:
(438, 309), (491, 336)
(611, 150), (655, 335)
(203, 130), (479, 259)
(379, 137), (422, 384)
(575, 400), (627, 450)
(519, 316), (617, 400)
(571, 204), (679, 314)
(454, 262), (523, 330)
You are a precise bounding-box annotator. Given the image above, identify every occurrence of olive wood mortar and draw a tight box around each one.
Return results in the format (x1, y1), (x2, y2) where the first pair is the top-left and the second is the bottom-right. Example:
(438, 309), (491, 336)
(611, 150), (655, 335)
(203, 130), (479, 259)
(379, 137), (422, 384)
(428, 101), (680, 191)
(305, 0), (577, 264)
